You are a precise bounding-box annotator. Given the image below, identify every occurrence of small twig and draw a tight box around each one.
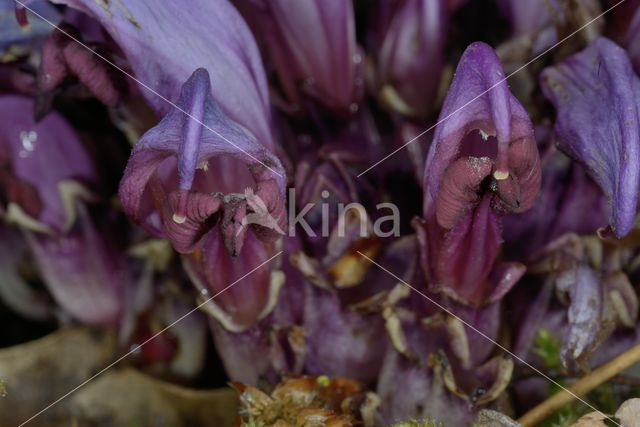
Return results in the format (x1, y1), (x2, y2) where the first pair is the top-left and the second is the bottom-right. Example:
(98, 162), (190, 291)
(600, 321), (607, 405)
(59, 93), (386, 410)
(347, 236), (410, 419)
(517, 344), (640, 426)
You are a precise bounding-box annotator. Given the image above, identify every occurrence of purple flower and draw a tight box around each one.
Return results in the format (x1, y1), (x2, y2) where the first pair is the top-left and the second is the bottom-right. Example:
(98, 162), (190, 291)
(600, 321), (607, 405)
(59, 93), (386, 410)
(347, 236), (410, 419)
(236, 0), (363, 114)
(377, 293), (512, 424)
(51, 0), (273, 147)
(25, 205), (128, 326)
(497, 0), (552, 36)
(0, 95), (95, 234)
(503, 141), (608, 261)
(513, 233), (638, 370)
(624, 6), (640, 73)
(118, 68), (286, 257)
(540, 37), (640, 238)
(184, 233), (282, 331)
(417, 42), (541, 306)
(0, 95), (127, 326)
(369, 0), (448, 118)
(38, 26), (124, 108)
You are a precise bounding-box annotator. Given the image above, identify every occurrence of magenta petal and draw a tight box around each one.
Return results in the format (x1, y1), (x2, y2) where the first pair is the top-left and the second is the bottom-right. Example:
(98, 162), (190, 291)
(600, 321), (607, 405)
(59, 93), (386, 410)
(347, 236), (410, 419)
(302, 286), (386, 383)
(374, 0), (448, 117)
(25, 207), (127, 326)
(238, 0), (362, 113)
(183, 232), (276, 331)
(61, 41), (122, 106)
(118, 69), (286, 254)
(436, 156), (492, 229)
(423, 42), (540, 217)
(540, 37), (640, 237)
(436, 196), (501, 305)
(52, 0), (272, 147)
(0, 95), (97, 232)
(161, 190), (222, 254)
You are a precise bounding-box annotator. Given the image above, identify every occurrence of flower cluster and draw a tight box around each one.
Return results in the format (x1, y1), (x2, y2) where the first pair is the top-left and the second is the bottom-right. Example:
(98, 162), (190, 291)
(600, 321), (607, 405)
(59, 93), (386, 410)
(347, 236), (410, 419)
(2, 0), (640, 426)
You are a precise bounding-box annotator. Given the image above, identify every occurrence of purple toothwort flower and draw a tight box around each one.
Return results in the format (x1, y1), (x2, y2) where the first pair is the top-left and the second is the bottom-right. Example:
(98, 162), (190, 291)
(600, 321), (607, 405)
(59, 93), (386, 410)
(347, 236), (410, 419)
(38, 25), (124, 108)
(0, 95), (95, 234)
(503, 140), (608, 261)
(624, 5), (640, 73)
(119, 68), (286, 257)
(512, 233), (639, 371)
(118, 68), (287, 331)
(540, 37), (640, 238)
(51, 0), (273, 147)
(25, 205), (129, 326)
(416, 42), (541, 306)
(496, 0), (552, 36)
(0, 95), (127, 325)
(377, 280), (512, 424)
(370, 0), (448, 118)
(236, 0), (363, 114)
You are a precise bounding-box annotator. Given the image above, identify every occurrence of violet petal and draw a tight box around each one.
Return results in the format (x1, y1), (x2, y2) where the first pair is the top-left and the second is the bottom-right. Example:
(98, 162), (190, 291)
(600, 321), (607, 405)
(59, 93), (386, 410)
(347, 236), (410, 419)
(0, 95), (97, 232)
(118, 68), (286, 254)
(25, 205), (128, 326)
(52, 0), (273, 147)
(540, 37), (640, 237)
(238, 0), (362, 113)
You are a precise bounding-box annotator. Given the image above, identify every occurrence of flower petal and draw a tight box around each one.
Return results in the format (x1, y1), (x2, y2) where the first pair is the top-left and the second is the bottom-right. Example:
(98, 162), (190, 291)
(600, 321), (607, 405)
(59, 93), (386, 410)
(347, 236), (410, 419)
(183, 232), (281, 332)
(540, 37), (640, 237)
(373, 0), (448, 117)
(52, 0), (273, 147)
(118, 69), (286, 254)
(0, 95), (97, 232)
(238, 0), (362, 113)
(423, 41), (540, 217)
(25, 205), (128, 326)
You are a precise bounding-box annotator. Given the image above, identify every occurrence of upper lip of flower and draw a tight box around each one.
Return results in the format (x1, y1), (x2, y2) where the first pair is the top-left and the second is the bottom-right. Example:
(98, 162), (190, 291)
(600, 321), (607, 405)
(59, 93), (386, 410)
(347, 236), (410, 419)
(118, 68), (287, 257)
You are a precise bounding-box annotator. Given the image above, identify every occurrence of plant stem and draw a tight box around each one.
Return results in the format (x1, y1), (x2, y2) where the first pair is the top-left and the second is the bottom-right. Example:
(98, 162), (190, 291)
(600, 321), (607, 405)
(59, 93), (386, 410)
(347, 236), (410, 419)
(517, 344), (640, 426)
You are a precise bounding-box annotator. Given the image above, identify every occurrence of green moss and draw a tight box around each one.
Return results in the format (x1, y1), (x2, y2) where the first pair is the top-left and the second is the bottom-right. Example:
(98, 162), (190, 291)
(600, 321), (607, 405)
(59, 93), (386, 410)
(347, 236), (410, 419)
(241, 418), (266, 427)
(532, 329), (562, 370)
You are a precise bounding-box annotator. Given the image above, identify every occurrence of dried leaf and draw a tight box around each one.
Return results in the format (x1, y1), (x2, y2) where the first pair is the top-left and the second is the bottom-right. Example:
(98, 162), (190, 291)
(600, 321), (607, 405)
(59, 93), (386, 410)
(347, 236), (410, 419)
(0, 327), (115, 426)
(69, 367), (238, 427)
(571, 411), (608, 426)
